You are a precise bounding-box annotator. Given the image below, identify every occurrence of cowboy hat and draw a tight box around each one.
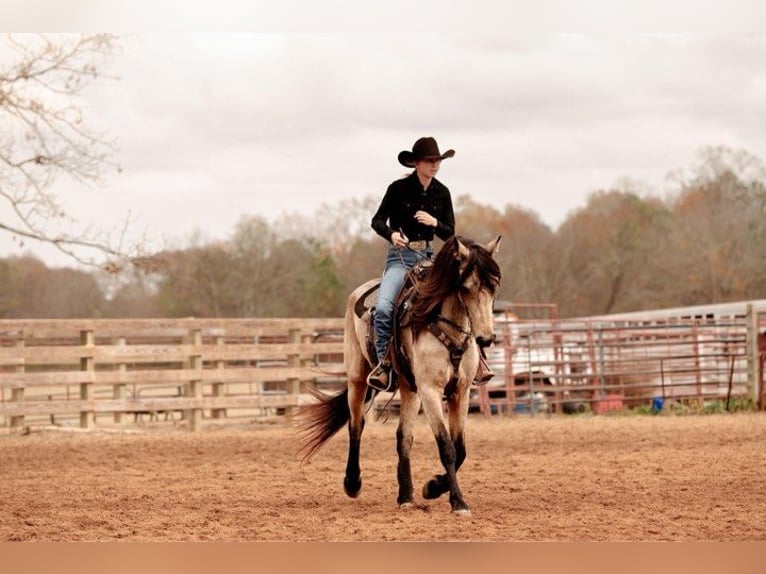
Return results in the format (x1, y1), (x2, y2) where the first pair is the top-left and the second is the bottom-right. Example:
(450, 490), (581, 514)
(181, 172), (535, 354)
(397, 137), (455, 167)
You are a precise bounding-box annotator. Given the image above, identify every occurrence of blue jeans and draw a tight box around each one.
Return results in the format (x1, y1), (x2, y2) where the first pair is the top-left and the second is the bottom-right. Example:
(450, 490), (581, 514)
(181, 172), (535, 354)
(373, 245), (433, 362)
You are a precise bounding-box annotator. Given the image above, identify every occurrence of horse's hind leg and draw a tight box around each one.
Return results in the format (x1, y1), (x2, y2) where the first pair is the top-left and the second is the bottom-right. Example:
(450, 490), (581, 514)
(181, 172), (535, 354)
(343, 378), (367, 498)
(395, 387), (421, 507)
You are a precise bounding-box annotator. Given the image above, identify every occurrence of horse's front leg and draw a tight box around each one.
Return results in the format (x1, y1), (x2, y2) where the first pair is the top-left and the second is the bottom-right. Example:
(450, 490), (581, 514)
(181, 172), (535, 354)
(396, 386), (421, 507)
(419, 385), (471, 516)
(344, 379), (367, 498)
(423, 385), (470, 502)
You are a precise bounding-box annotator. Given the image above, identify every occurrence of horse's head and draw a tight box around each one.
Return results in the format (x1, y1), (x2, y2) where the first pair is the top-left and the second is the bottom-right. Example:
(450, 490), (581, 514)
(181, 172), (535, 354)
(454, 235), (502, 348)
(408, 235), (502, 345)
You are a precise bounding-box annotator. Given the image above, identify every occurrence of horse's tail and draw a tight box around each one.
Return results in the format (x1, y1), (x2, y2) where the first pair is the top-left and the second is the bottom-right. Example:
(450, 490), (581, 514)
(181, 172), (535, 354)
(296, 386), (375, 462)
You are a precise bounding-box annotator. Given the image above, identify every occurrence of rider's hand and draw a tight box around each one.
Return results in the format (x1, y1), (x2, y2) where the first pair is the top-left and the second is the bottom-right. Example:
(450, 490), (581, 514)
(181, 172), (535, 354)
(414, 210), (437, 227)
(391, 231), (409, 249)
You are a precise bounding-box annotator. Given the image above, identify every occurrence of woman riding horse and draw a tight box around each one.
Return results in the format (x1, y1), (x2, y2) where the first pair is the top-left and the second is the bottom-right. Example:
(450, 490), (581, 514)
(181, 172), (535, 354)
(367, 136), (494, 391)
(298, 235), (502, 515)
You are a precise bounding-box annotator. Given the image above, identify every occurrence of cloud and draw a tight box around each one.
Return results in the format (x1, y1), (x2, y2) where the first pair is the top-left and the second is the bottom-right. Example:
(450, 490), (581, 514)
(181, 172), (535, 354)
(3, 33), (766, 267)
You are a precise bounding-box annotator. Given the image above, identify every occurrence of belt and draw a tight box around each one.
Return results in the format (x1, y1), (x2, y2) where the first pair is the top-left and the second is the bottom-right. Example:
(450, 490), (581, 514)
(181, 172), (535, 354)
(407, 240), (431, 251)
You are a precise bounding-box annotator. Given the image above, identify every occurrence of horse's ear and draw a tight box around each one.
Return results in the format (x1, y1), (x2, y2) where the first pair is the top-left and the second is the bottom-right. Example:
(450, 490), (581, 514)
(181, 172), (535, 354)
(485, 235), (502, 256)
(456, 238), (471, 261)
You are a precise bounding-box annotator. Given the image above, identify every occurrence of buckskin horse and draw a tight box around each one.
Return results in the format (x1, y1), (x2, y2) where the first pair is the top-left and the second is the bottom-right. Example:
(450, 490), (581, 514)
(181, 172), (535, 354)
(297, 235), (501, 516)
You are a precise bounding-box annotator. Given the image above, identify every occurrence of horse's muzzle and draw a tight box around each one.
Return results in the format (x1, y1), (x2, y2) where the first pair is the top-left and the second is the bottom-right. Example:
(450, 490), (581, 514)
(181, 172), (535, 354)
(476, 334), (496, 349)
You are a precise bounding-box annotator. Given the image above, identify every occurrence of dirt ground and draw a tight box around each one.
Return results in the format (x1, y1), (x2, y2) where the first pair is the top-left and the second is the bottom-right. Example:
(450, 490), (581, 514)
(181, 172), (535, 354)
(2, 411), (766, 541)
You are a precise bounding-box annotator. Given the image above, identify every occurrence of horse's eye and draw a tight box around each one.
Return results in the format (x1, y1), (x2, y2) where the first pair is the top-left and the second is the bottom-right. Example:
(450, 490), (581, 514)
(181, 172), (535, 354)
(461, 277), (480, 292)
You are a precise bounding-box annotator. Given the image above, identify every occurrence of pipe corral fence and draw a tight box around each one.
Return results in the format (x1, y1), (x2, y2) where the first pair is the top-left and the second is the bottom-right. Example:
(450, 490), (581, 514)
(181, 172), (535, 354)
(480, 300), (766, 416)
(2, 301), (766, 431)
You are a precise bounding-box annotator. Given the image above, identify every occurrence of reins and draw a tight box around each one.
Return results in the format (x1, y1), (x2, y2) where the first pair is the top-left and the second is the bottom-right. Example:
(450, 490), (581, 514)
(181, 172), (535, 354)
(395, 242), (431, 266)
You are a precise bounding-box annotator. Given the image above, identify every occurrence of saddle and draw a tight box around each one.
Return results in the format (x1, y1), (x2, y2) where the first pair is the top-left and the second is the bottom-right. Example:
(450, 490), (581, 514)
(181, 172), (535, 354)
(354, 261), (431, 390)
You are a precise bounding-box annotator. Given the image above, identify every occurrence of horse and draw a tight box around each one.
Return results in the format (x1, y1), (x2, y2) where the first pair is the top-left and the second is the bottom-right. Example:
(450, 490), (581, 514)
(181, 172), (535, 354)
(297, 235), (502, 515)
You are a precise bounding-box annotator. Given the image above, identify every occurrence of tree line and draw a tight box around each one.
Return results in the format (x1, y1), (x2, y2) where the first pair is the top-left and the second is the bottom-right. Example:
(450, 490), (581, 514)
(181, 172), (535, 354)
(2, 146), (766, 320)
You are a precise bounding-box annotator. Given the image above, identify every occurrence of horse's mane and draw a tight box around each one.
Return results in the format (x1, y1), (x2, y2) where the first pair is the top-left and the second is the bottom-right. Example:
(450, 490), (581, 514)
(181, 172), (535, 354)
(407, 235), (501, 335)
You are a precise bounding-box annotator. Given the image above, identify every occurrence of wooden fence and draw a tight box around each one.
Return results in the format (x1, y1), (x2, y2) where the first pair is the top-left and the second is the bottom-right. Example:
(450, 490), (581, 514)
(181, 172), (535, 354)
(0, 318), (345, 431)
(2, 304), (765, 432)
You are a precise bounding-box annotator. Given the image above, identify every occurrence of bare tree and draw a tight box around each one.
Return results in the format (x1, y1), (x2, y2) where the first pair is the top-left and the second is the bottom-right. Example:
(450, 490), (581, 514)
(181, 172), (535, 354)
(0, 33), (141, 270)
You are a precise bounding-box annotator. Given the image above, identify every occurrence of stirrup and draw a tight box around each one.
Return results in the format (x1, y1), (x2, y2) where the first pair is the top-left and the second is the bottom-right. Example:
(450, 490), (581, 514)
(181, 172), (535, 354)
(472, 357), (495, 386)
(367, 361), (394, 392)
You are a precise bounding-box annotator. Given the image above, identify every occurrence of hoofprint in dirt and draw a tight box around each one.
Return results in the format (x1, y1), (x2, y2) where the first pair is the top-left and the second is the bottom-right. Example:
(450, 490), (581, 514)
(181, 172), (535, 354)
(1, 413), (765, 541)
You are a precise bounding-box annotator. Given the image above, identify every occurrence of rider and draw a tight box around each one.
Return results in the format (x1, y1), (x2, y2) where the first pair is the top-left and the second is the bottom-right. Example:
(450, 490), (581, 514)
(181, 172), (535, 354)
(366, 137), (456, 392)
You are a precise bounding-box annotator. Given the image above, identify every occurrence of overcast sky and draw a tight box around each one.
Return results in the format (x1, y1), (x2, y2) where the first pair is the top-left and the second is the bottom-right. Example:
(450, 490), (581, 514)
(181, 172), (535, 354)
(2, 32), (766, 266)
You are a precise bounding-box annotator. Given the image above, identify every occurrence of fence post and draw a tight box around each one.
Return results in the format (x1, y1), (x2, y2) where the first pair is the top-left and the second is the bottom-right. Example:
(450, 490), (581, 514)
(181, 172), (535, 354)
(113, 336), (127, 424)
(187, 328), (203, 431)
(10, 338), (26, 428)
(525, 333), (535, 417)
(80, 329), (95, 429)
(211, 335), (226, 420)
(691, 322), (702, 401)
(746, 304), (760, 405)
(287, 328), (301, 416)
(597, 328), (606, 397)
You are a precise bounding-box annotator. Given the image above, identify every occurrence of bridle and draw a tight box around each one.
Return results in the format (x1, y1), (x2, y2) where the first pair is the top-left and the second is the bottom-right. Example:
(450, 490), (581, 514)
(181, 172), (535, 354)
(427, 294), (473, 400)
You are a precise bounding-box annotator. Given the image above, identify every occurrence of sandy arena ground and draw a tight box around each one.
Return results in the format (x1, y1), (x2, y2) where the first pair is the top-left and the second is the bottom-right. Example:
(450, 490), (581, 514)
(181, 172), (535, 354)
(1, 412), (765, 541)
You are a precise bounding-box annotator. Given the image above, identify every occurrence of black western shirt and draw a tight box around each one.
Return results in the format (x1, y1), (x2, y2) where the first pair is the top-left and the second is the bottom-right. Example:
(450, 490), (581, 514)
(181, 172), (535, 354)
(371, 172), (455, 243)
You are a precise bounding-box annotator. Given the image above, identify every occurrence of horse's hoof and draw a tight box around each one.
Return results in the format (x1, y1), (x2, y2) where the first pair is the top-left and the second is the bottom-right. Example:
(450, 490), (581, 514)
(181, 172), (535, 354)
(451, 508), (472, 517)
(344, 477), (362, 498)
(398, 501), (416, 510)
(422, 479), (445, 500)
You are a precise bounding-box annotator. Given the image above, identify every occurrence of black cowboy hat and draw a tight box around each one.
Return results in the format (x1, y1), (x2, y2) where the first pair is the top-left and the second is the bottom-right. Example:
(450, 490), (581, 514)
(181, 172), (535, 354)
(397, 137), (455, 168)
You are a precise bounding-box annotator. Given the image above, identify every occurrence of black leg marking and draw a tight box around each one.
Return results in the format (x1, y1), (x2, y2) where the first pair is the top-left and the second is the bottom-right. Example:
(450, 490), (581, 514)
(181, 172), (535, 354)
(422, 431), (467, 500)
(344, 418), (364, 498)
(396, 425), (415, 506)
(454, 432), (466, 470)
(431, 428), (470, 514)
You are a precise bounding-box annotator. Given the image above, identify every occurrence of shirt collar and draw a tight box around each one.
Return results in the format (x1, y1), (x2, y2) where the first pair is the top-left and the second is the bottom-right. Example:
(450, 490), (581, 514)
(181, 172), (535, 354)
(407, 171), (444, 192)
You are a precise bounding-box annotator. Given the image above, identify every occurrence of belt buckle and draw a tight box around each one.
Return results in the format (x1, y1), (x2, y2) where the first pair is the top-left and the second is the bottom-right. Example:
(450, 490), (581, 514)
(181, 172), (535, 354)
(409, 240), (427, 251)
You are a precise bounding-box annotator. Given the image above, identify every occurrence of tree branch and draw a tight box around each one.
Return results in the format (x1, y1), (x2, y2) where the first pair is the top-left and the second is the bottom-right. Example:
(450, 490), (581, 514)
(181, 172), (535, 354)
(0, 33), (142, 272)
